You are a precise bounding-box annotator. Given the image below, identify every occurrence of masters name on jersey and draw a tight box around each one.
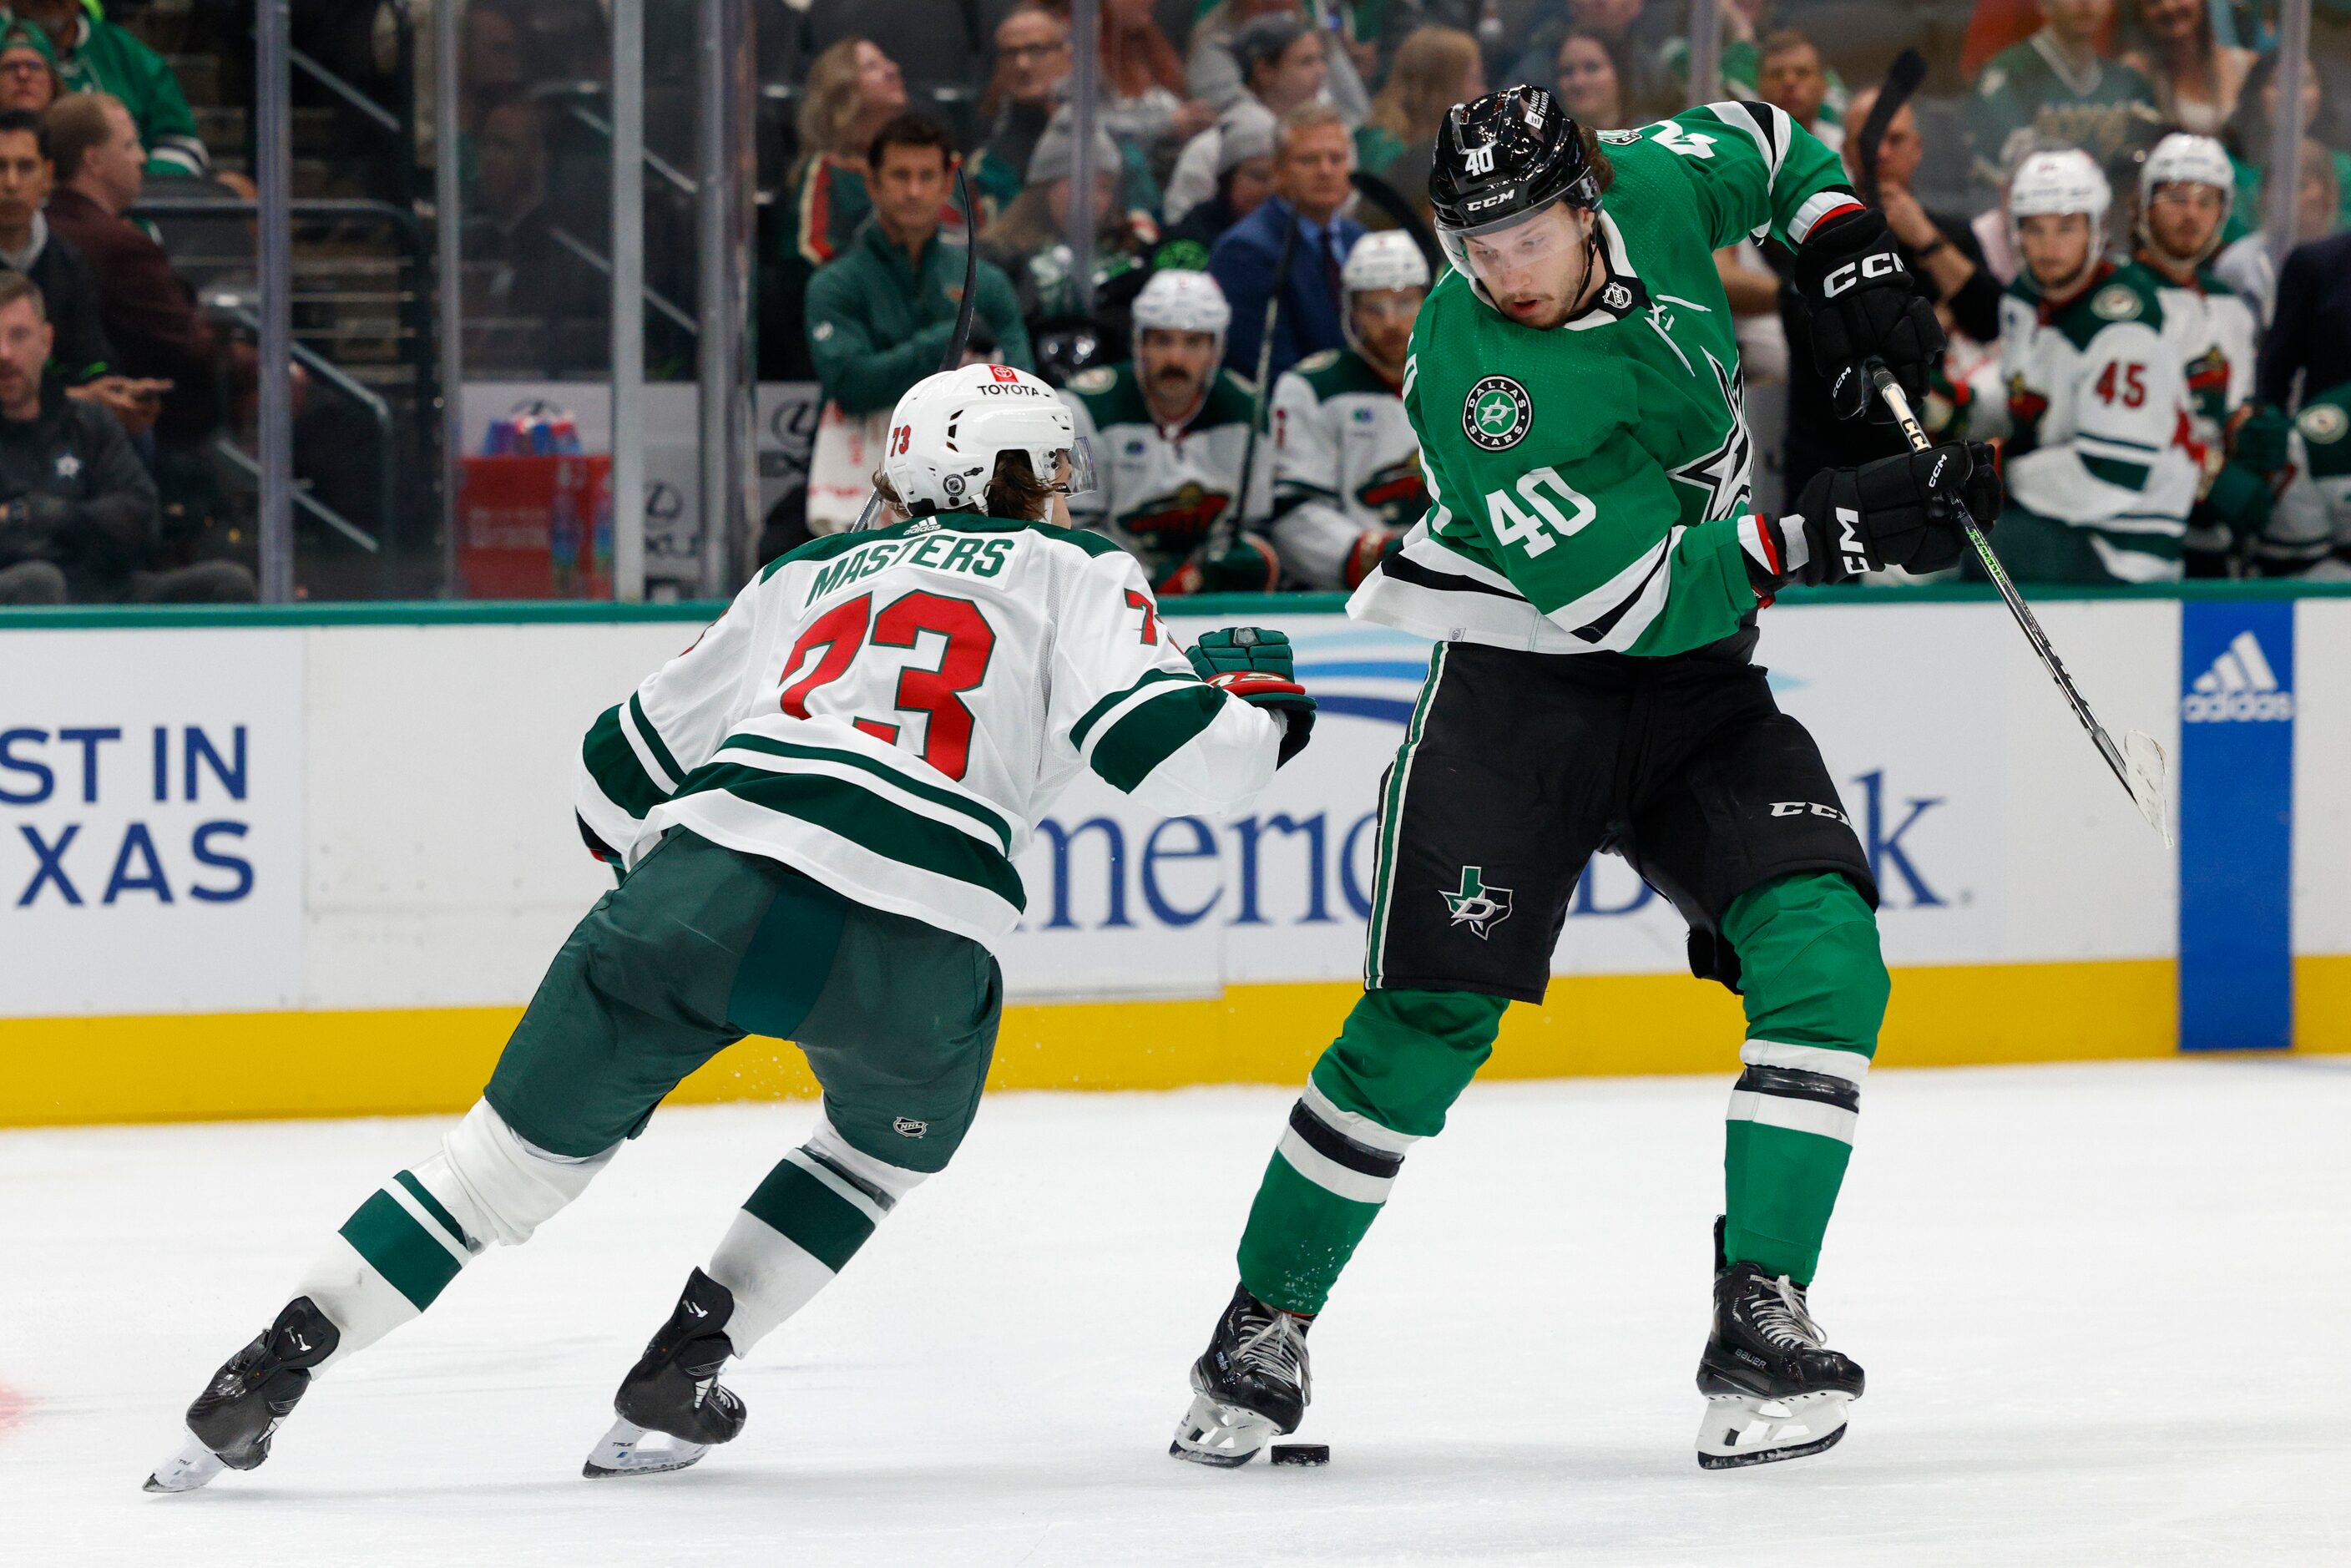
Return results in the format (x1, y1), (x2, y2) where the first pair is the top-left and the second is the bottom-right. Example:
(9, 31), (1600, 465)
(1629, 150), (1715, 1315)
(803, 531), (1017, 604)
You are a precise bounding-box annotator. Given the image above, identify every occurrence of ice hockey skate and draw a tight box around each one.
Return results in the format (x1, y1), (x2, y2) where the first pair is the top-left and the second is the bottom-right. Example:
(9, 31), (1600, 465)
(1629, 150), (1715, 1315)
(145, 1298), (340, 1493)
(1170, 1283), (1312, 1468)
(1696, 1225), (1865, 1469)
(584, 1269), (746, 1479)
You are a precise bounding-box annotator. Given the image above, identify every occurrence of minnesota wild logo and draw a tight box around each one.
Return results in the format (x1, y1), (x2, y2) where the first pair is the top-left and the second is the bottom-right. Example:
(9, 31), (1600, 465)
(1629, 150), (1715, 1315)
(1463, 375), (1532, 452)
(1442, 866), (1513, 937)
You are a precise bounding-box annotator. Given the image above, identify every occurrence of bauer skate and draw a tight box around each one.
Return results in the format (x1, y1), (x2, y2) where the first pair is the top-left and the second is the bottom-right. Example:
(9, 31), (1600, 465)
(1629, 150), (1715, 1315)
(584, 1268), (746, 1479)
(1170, 1282), (1312, 1467)
(145, 1297), (341, 1492)
(1695, 1223), (1864, 1469)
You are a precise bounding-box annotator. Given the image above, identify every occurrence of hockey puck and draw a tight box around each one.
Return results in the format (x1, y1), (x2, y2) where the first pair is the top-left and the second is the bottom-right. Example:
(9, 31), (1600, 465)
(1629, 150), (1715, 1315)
(1269, 1443), (1329, 1467)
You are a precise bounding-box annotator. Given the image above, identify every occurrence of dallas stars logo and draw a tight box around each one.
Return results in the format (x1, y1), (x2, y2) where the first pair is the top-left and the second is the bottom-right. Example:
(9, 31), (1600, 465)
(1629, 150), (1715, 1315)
(1666, 350), (1752, 518)
(1442, 866), (1513, 938)
(1462, 375), (1532, 452)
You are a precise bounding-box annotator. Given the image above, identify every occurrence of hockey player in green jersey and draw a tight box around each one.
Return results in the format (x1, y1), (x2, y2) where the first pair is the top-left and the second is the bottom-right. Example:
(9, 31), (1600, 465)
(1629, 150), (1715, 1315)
(1269, 231), (1432, 588)
(1995, 149), (2200, 583)
(1169, 85), (2000, 1473)
(146, 363), (1317, 1492)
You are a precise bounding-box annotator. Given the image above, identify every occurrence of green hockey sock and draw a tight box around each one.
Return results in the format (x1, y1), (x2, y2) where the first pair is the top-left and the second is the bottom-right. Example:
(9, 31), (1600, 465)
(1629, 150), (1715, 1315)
(1236, 988), (1506, 1315)
(1718, 872), (1888, 1285)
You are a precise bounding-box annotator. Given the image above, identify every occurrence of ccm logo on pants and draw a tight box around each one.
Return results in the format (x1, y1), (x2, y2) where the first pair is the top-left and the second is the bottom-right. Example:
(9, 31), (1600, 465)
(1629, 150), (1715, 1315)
(1771, 802), (1849, 824)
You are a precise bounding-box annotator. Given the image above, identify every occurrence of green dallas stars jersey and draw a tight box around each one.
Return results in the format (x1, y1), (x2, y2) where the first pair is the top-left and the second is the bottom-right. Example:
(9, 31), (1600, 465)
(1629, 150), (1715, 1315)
(1351, 102), (1858, 658)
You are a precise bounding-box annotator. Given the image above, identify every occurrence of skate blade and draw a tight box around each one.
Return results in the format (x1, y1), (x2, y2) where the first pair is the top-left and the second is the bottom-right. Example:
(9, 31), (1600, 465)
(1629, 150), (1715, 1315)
(1169, 1390), (1281, 1469)
(582, 1417), (710, 1479)
(144, 1435), (227, 1494)
(1695, 1390), (1851, 1470)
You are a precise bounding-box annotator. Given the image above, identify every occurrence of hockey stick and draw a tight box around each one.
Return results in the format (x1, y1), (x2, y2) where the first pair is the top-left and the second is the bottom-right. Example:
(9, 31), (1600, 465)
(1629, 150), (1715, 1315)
(1348, 167), (1442, 279)
(938, 162), (980, 372)
(1853, 48), (1928, 210)
(1868, 362), (2172, 846)
(1186, 198), (1303, 584)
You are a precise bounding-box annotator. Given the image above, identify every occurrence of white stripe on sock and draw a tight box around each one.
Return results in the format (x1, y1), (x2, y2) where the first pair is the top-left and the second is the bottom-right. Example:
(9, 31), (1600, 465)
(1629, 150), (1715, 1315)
(382, 1180), (473, 1267)
(1739, 1039), (1871, 1084)
(1277, 1127), (1397, 1205)
(1300, 1078), (1419, 1156)
(1727, 1089), (1858, 1145)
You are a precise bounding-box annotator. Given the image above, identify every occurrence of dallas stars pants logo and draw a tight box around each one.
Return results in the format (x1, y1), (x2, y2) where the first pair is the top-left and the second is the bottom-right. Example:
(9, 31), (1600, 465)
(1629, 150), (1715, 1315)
(1442, 866), (1513, 938)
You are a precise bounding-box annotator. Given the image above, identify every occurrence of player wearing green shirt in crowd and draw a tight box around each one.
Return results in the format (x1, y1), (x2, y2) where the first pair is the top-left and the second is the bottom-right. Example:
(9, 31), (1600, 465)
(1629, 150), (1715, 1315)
(1167, 85), (1998, 1473)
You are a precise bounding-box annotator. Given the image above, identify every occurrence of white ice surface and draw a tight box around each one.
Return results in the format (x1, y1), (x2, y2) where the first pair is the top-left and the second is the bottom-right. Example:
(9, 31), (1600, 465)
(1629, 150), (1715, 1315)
(4, 1059), (2348, 1566)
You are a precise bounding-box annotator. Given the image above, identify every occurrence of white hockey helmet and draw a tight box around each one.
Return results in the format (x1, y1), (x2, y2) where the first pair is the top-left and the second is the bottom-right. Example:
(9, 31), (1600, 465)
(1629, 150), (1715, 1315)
(875, 363), (1095, 523)
(1130, 267), (1231, 363)
(1341, 230), (1432, 297)
(2136, 131), (2233, 258)
(2008, 149), (2111, 290)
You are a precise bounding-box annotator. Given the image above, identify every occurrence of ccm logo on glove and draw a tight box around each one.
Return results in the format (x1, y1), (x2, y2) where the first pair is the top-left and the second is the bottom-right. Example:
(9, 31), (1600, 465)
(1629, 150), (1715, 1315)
(1822, 251), (1905, 297)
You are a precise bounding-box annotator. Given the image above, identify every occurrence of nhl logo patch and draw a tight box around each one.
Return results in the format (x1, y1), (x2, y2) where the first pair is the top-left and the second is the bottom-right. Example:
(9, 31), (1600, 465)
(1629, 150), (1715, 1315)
(2298, 402), (2348, 444)
(2091, 284), (2142, 321)
(893, 1116), (929, 1139)
(1601, 281), (1632, 312)
(1463, 375), (1533, 451)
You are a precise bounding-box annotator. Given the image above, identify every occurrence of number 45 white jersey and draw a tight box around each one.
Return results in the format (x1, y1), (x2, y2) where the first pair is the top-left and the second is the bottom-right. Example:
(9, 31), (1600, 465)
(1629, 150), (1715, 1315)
(576, 516), (1284, 946)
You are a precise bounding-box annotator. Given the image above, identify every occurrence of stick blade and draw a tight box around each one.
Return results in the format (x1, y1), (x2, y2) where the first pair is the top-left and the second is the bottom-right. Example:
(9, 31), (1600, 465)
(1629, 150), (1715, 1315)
(2124, 730), (2172, 848)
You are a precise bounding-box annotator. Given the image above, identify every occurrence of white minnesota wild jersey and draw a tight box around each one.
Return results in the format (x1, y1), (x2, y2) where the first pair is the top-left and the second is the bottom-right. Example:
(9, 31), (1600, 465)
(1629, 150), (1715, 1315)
(1060, 362), (1272, 578)
(2148, 266), (2257, 448)
(575, 517), (1282, 945)
(1269, 346), (1426, 588)
(1999, 262), (2202, 579)
(2263, 387), (2351, 572)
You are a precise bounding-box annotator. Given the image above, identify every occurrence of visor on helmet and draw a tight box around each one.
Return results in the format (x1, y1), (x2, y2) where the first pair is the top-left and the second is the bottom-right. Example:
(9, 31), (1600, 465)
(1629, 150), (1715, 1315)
(1442, 197), (1588, 296)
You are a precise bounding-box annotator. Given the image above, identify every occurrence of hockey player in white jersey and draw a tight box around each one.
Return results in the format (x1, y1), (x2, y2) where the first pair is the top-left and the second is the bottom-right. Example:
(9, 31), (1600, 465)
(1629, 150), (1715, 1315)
(2257, 382), (2351, 577)
(2130, 133), (2290, 574)
(145, 362), (1316, 1492)
(1995, 149), (2201, 583)
(1267, 230), (1430, 589)
(1063, 269), (1278, 593)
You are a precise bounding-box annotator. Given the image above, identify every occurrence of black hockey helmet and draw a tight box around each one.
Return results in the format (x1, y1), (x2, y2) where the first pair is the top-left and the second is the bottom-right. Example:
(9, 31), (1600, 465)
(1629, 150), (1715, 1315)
(1427, 85), (1602, 244)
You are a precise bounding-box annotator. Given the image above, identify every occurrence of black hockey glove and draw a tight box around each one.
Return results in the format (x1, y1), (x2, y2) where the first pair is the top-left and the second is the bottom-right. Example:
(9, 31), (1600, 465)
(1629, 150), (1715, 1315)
(1188, 625), (1316, 766)
(1793, 207), (1945, 424)
(1744, 441), (2001, 591)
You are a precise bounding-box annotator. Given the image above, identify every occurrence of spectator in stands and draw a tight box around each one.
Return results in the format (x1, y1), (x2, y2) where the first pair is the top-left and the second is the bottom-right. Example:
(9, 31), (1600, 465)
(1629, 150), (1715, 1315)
(2119, 0), (2252, 138)
(0, 20), (61, 115)
(1968, 0), (2161, 191)
(1509, 0), (1673, 126)
(1152, 99), (1274, 269)
(1775, 84), (2004, 499)
(1210, 103), (1363, 384)
(2222, 53), (2351, 248)
(1355, 26), (1483, 213)
(1165, 13), (1327, 225)
(806, 114), (1031, 420)
(983, 111), (1157, 378)
(0, 273), (242, 603)
(976, 5), (1074, 217)
(43, 92), (215, 443)
(1099, 0), (1215, 167)
(1662, 0), (1847, 140)
(1755, 30), (1841, 152)
(462, 90), (606, 375)
(1553, 28), (1636, 133)
(1189, 2), (1318, 115)
(3, 0), (209, 180)
(781, 38), (911, 273)
(2219, 135), (2345, 326)
(791, 0), (988, 104)
(0, 109), (105, 387)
